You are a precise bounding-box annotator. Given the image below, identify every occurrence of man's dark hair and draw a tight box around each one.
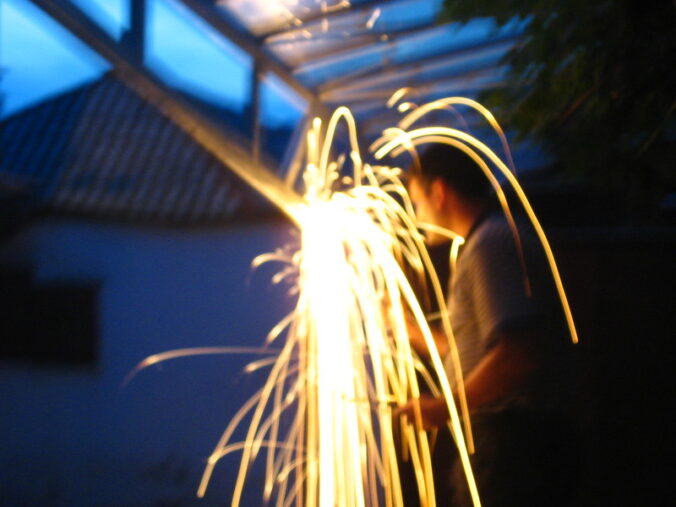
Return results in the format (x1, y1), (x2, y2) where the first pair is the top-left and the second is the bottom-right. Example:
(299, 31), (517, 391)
(413, 143), (491, 200)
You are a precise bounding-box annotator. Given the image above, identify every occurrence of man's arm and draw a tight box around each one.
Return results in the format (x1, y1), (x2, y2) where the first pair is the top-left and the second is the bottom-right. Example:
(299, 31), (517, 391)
(461, 330), (539, 410)
(395, 331), (539, 429)
(406, 314), (449, 360)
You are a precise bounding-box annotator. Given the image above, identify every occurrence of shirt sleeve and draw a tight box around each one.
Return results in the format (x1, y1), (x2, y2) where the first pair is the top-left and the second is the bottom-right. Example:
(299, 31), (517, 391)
(470, 223), (546, 347)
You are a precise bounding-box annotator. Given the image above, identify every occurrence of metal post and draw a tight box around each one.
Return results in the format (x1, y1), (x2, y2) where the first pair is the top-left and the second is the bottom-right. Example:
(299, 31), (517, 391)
(251, 59), (262, 165)
(121, 0), (146, 65)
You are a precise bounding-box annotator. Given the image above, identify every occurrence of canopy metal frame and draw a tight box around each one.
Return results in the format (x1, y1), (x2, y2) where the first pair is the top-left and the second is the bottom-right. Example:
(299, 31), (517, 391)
(26, 0), (526, 198)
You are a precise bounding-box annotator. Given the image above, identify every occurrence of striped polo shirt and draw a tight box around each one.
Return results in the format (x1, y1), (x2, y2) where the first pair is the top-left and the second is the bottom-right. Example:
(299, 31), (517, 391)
(444, 212), (571, 412)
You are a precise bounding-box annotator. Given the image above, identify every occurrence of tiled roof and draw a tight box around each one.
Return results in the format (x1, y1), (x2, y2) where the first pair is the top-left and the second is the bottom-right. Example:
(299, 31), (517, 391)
(0, 72), (277, 225)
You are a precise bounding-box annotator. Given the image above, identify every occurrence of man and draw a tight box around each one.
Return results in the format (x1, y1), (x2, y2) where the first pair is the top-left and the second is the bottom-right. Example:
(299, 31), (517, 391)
(397, 144), (578, 506)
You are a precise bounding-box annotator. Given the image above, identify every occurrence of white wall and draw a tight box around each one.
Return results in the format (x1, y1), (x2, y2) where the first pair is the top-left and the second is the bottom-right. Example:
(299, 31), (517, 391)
(0, 218), (297, 506)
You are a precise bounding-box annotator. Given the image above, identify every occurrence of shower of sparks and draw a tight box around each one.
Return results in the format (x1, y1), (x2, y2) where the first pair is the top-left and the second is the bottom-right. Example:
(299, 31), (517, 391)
(129, 94), (579, 507)
(192, 105), (479, 507)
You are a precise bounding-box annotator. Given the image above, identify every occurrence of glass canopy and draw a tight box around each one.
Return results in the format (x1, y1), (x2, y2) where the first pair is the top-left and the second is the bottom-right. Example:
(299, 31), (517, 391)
(2, 0), (544, 196)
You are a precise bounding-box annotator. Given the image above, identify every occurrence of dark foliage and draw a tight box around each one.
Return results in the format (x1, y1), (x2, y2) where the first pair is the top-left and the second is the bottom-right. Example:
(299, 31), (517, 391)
(442, 0), (676, 221)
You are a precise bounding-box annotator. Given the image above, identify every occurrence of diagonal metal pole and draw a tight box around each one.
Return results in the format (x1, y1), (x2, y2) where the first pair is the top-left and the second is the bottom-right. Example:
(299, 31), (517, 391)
(29, 0), (323, 223)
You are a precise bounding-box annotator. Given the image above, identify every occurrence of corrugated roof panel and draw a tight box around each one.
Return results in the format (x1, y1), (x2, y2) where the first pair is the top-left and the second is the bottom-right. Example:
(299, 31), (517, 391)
(341, 69), (507, 113)
(0, 73), (277, 224)
(264, 0), (443, 66)
(292, 18), (521, 88)
(319, 35), (514, 96)
(216, 0), (386, 37)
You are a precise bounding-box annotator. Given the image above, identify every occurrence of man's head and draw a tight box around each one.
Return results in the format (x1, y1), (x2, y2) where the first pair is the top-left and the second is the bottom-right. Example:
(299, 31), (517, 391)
(412, 143), (491, 200)
(408, 143), (491, 241)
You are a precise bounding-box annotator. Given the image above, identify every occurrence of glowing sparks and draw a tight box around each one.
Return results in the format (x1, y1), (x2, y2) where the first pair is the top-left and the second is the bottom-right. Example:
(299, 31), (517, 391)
(387, 87), (412, 108)
(194, 105), (482, 507)
(366, 8), (381, 29)
(129, 95), (579, 507)
(122, 346), (279, 387)
(397, 101), (417, 113)
(394, 97), (517, 175)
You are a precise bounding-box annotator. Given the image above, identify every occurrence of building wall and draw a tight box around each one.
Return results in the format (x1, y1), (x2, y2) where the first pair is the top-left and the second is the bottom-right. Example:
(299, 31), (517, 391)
(0, 218), (297, 506)
(1, 220), (674, 506)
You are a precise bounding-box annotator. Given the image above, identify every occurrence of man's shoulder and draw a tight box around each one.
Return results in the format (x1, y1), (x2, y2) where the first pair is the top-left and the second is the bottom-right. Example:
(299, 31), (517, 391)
(462, 212), (545, 274)
(466, 213), (519, 252)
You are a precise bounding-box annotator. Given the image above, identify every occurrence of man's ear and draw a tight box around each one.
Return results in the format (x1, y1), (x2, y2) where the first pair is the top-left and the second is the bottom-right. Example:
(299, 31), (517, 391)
(429, 178), (447, 211)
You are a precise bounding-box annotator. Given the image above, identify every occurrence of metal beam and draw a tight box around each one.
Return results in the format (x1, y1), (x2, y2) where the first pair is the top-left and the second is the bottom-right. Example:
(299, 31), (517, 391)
(281, 98), (332, 191)
(120, 0), (146, 65)
(282, 115), (311, 189)
(250, 58), (262, 165)
(31, 0), (305, 221)
(320, 48), (511, 104)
